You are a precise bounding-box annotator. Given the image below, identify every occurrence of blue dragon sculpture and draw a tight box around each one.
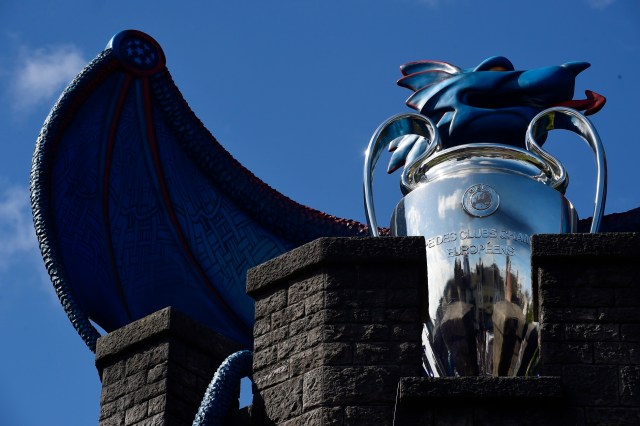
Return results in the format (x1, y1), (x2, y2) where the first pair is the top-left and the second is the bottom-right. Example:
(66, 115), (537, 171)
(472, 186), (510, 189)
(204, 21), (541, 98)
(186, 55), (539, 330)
(387, 55), (605, 173)
(31, 30), (606, 354)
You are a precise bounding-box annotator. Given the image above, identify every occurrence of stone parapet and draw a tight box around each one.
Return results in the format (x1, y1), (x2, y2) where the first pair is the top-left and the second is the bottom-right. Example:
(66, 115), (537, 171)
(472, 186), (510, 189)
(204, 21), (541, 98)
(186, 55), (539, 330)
(246, 237), (427, 425)
(93, 232), (640, 425)
(95, 307), (243, 426)
(533, 232), (640, 425)
(395, 376), (566, 425)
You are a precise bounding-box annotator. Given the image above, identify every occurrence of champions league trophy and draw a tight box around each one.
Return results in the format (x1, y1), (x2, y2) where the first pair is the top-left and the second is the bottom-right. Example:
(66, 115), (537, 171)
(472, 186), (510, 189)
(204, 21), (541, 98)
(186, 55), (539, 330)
(363, 56), (607, 376)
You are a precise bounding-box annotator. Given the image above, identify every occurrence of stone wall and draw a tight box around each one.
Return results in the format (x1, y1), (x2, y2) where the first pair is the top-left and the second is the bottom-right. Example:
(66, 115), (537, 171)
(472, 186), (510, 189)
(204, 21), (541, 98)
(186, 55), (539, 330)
(394, 376), (566, 425)
(95, 307), (243, 426)
(94, 232), (640, 425)
(249, 233), (640, 425)
(534, 232), (640, 425)
(246, 237), (426, 425)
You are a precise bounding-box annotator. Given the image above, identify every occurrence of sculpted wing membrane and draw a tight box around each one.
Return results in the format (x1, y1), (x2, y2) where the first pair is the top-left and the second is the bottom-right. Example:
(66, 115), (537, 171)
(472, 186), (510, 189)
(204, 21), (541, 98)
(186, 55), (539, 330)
(31, 30), (367, 351)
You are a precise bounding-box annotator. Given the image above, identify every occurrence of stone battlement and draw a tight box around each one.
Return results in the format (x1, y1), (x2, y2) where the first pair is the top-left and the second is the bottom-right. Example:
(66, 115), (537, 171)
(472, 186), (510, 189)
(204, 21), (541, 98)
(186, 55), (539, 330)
(96, 233), (640, 425)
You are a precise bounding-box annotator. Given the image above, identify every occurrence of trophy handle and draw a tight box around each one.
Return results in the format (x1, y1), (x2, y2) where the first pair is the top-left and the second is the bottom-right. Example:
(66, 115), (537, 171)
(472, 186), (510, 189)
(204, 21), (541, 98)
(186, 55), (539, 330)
(526, 107), (608, 233)
(363, 113), (440, 236)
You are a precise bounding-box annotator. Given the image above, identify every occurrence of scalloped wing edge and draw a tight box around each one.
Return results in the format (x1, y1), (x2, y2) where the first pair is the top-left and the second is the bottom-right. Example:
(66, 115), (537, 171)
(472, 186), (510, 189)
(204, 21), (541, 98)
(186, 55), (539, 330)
(31, 31), (373, 352)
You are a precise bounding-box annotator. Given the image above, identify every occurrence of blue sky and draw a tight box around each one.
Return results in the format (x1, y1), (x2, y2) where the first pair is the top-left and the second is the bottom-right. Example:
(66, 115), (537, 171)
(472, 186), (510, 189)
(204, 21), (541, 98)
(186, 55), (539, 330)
(0, 1), (638, 424)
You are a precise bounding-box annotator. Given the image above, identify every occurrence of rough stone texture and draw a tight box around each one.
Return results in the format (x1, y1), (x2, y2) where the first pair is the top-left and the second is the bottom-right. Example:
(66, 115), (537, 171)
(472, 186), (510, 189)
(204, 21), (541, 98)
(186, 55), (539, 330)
(399, 376), (563, 400)
(533, 232), (640, 425)
(249, 233), (640, 425)
(95, 307), (245, 426)
(395, 377), (567, 425)
(246, 237), (427, 295)
(95, 231), (640, 425)
(247, 237), (426, 425)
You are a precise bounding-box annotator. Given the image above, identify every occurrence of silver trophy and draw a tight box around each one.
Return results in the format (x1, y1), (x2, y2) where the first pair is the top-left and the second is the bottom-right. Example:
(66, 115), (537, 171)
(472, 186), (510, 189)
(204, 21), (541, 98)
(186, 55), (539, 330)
(363, 57), (607, 376)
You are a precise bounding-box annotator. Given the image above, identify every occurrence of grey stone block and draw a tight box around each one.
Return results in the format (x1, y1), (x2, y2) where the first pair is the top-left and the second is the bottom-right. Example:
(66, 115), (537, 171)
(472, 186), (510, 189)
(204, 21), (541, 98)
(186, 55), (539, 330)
(323, 323), (390, 342)
(539, 323), (564, 341)
(287, 274), (326, 305)
(147, 395), (166, 416)
(562, 365), (619, 406)
(598, 307), (640, 323)
(620, 366), (640, 406)
(593, 342), (640, 365)
(254, 326), (289, 351)
(280, 407), (344, 426)
(246, 237), (426, 296)
(276, 333), (310, 361)
(255, 289), (287, 320)
(125, 401), (147, 425)
(253, 360), (290, 389)
(398, 377), (564, 402)
(353, 342), (392, 364)
(531, 233), (640, 260)
(249, 237), (426, 425)
(303, 291), (324, 316)
(396, 377), (568, 426)
(540, 287), (614, 308)
(391, 323), (421, 341)
(614, 288), (640, 306)
(96, 307), (245, 426)
(564, 323), (620, 342)
(96, 307), (242, 372)
(540, 340), (593, 365)
(254, 317), (271, 337)
(271, 301), (305, 329)
(344, 406), (391, 426)
(261, 377), (303, 423)
(289, 311), (324, 336)
(532, 233), (639, 321)
(303, 365), (400, 409)
(100, 414), (125, 426)
(621, 325), (640, 342)
(541, 306), (599, 323)
(584, 407), (640, 426)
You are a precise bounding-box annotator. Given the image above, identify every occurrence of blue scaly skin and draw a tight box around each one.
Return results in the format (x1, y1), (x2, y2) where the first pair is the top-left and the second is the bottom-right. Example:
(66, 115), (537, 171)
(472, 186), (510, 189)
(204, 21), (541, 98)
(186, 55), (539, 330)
(388, 56), (605, 173)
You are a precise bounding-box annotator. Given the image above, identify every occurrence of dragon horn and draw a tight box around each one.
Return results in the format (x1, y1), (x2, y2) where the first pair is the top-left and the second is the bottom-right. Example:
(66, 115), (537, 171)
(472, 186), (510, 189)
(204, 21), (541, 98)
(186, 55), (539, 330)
(397, 70), (456, 92)
(561, 61), (590, 76)
(400, 60), (462, 77)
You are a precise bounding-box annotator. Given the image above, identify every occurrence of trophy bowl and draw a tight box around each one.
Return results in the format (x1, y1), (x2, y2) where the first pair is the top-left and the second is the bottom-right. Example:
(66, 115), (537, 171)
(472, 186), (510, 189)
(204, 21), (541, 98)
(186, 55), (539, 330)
(391, 143), (578, 376)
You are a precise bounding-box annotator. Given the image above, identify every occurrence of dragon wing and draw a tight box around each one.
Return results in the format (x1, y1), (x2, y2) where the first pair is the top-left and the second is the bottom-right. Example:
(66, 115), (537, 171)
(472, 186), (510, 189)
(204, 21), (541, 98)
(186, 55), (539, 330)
(31, 30), (367, 351)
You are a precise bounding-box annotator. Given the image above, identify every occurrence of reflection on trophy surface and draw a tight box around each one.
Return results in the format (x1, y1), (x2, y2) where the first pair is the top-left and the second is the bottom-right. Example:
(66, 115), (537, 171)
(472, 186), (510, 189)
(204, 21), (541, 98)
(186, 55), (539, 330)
(431, 254), (530, 376)
(364, 56), (607, 376)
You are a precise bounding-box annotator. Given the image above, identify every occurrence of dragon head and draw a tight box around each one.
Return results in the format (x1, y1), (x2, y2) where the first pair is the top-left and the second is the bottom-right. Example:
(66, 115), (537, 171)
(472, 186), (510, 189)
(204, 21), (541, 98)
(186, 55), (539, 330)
(387, 56), (605, 173)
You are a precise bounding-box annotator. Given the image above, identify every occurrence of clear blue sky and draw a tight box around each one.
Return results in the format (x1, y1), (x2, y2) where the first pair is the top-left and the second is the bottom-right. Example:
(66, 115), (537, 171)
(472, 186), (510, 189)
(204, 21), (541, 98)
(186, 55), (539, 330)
(0, 1), (638, 424)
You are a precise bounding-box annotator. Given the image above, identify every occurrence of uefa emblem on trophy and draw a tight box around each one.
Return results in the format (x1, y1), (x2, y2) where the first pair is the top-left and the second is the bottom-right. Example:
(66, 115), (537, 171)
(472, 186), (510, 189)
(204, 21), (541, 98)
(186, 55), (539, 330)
(364, 56), (607, 376)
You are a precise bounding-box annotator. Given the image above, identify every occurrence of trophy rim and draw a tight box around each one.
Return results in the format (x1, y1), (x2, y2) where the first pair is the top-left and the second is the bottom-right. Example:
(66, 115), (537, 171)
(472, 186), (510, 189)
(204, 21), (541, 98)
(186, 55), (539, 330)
(402, 143), (567, 193)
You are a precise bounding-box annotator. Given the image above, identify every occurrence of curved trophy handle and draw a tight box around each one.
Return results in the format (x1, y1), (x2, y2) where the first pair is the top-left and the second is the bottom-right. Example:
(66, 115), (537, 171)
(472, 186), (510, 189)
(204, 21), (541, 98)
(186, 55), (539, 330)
(526, 107), (607, 233)
(363, 113), (440, 236)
